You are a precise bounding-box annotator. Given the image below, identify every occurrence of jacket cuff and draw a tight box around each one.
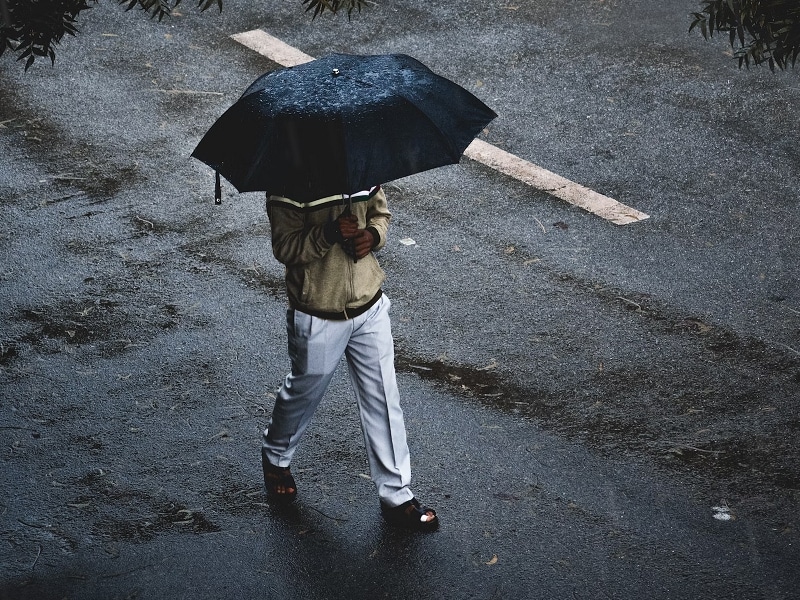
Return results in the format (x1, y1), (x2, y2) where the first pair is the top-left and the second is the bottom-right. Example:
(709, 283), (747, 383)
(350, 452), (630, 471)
(366, 226), (381, 249)
(323, 220), (344, 244)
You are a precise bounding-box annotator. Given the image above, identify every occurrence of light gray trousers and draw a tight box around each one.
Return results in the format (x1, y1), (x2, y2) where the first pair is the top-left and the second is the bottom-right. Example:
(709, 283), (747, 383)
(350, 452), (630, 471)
(262, 295), (414, 508)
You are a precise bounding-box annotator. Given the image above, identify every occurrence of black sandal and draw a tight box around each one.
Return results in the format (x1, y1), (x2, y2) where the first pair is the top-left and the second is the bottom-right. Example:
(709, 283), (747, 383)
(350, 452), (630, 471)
(380, 498), (439, 531)
(262, 454), (297, 503)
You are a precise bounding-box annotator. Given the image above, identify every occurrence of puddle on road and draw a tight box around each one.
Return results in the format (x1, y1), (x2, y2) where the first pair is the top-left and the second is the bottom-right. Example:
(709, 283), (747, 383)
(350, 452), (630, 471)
(101, 501), (220, 542)
(1, 86), (144, 205)
(394, 349), (595, 440)
(2, 273), (211, 365)
(67, 469), (221, 543)
(14, 295), (180, 358)
(393, 344), (800, 497)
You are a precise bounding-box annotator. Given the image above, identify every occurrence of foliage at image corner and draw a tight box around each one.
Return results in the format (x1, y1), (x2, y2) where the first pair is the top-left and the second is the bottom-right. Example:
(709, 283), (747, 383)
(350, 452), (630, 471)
(0, 0), (367, 71)
(690, 0), (800, 70)
(0, 0), (217, 71)
(302, 0), (371, 19)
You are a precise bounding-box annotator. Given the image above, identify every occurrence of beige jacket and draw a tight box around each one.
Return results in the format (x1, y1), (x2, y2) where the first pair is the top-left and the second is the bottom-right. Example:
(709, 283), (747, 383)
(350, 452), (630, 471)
(267, 186), (390, 315)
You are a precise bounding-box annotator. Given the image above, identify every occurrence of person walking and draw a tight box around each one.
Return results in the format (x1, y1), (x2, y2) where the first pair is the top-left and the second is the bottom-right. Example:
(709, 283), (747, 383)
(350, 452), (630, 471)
(261, 185), (438, 531)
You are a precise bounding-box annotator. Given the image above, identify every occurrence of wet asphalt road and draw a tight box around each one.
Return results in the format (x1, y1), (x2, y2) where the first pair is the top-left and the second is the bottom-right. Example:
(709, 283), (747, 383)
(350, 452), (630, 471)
(1, 0), (799, 598)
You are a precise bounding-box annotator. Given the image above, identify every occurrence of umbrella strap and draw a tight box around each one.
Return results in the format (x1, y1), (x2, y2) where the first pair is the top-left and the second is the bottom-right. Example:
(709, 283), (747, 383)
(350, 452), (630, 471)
(215, 171), (222, 205)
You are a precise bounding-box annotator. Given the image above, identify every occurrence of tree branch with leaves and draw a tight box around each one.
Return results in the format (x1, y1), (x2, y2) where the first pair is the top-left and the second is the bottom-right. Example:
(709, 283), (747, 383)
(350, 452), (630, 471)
(690, 0), (800, 70)
(0, 0), (367, 71)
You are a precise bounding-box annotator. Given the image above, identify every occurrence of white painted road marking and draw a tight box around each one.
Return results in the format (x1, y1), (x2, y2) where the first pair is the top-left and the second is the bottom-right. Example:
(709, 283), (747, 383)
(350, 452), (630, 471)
(230, 29), (650, 226)
(230, 30), (314, 66)
(464, 139), (649, 225)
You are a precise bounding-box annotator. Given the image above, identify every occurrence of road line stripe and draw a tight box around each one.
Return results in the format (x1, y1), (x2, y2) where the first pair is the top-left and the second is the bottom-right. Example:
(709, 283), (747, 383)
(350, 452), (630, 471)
(230, 29), (650, 225)
(230, 30), (314, 67)
(464, 140), (649, 225)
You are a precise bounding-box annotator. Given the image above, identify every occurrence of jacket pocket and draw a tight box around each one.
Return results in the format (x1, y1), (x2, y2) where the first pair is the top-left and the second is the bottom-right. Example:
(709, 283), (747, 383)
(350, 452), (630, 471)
(300, 267), (311, 305)
(351, 256), (386, 303)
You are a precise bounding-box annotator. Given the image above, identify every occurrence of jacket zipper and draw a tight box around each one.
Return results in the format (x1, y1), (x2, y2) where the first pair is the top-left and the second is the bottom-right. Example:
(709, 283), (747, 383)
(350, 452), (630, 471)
(344, 195), (356, 311)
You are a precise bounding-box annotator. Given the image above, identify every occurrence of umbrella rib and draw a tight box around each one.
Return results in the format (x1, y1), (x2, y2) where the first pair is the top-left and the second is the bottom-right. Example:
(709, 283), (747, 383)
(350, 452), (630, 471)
(397, 95), (463, 160)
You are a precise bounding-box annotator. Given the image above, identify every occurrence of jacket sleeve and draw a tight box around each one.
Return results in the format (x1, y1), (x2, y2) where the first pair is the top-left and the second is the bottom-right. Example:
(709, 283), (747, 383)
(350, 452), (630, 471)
(267, 201), (335, 267)
(366, 187), (391, 251)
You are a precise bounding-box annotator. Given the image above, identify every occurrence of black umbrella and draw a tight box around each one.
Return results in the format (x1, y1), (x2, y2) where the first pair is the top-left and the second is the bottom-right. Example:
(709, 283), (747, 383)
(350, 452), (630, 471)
(191, 53), (496, 203)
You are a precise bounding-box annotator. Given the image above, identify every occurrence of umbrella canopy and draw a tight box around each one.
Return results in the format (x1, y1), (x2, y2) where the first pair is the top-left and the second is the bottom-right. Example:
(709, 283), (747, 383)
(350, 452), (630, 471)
(191, 53), (497, 203)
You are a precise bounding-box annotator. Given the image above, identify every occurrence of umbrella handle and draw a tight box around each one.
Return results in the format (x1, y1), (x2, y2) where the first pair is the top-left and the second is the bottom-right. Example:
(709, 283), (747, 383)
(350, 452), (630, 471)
(341, 236), (358, 264)
(340, 200), (357, 263)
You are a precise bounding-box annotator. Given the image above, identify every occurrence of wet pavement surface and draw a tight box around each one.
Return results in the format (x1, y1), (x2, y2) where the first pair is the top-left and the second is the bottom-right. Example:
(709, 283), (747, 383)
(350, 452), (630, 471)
(1, 0), (799, 598)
